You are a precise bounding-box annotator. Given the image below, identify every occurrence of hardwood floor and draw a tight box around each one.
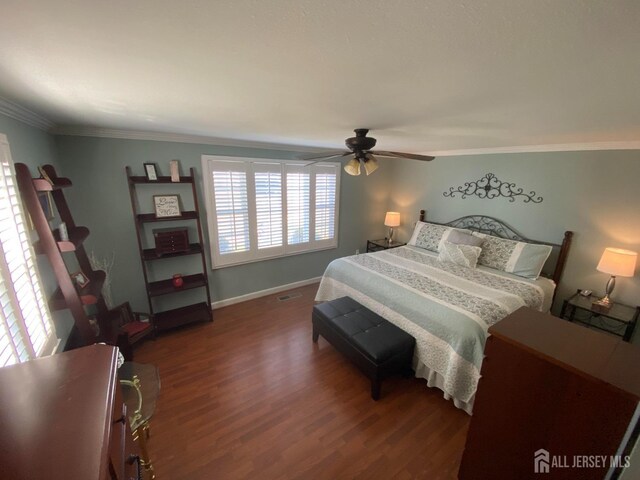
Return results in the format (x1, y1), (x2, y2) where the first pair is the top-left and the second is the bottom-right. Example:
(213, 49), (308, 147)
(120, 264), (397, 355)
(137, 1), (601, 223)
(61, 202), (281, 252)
(135, 283), (470, 479)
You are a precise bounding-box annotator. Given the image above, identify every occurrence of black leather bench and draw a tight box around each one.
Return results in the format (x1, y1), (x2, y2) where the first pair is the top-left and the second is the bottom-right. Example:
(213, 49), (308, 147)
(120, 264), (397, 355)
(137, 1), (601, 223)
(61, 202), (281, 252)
(312, 296), (415, 400)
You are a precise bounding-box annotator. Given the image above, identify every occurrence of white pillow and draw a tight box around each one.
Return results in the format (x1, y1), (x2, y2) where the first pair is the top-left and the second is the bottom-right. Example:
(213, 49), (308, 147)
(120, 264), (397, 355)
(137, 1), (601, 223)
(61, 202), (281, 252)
(408, 221), (472, 253)
(408, 221), (451, 252)
(446, 229), (484, 248)
(472, 233), (552, 279)
(438, 241), (482, 269)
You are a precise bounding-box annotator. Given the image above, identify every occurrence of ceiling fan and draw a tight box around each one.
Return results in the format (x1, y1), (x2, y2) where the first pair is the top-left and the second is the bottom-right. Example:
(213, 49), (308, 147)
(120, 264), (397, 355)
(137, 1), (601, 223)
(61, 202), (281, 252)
(301, 128), (435, 176)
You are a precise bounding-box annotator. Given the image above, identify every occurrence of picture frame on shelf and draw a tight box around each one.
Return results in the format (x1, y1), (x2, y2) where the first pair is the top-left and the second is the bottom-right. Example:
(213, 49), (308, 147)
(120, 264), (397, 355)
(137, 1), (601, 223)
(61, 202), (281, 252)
(71, 270), (90, 288)
(38, 192), (55, 220)
(143, 163), (159, 181)
(169, 159), (180, 182)
(27, 192), (55, 230)
(37, 165), (54, 185)
(153, 194), (181, 218)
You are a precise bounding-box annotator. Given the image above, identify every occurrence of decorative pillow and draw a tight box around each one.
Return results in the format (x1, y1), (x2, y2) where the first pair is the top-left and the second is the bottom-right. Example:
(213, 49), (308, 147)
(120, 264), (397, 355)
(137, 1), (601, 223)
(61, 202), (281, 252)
(473, 233), (552, 279)
(408, 221), (451, 252)
(438, 241), (482, 269)
(446, 229), (484, 248)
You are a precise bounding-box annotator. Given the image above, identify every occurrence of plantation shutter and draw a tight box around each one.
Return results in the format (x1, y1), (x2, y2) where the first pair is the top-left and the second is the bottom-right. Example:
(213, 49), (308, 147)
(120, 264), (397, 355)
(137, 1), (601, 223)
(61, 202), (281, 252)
(210, 160), (251, 264)
(314, 165), (338, 243)
(0, 135), (56, 368)
(285, 165), (310, 248)
(202, 156), (339, 267)
(253, 163), (283, 253)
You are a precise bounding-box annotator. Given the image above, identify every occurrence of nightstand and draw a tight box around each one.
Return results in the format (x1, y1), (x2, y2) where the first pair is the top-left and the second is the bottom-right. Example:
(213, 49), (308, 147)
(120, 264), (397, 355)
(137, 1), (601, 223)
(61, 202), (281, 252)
(366, 238), (406, 253)
(559, 290), (639, 342)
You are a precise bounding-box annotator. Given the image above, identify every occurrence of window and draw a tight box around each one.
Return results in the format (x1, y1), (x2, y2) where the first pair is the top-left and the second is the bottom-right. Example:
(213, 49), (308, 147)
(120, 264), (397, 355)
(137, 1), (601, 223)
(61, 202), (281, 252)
(211, 166), (250, 255)
(202, 156), (340, 267)
(285, 166), (310, 246)
(315, 169), (337, 241)
(0, 135), (57, 368)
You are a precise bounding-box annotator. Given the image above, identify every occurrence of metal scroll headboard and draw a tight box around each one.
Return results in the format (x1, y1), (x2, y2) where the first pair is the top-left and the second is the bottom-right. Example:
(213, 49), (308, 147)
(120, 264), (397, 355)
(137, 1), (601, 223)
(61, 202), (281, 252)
(418, 210), (573, 287)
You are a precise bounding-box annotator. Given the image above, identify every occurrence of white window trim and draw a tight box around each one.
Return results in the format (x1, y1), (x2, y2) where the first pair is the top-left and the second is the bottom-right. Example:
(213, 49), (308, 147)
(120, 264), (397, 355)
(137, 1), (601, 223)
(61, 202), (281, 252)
(0, 133), (58, 367)
(201, 155), (340, 268)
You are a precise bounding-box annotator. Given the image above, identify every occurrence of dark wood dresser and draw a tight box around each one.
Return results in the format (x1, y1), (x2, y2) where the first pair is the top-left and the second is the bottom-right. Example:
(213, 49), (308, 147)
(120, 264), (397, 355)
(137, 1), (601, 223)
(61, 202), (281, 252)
(0, 344), (140, 480)
(459, 307), (640, 480)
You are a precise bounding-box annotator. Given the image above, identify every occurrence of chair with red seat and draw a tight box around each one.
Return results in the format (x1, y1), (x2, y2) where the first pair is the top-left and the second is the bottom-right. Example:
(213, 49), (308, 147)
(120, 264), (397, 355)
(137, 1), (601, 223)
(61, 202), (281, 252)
(108, 302), (155, 360)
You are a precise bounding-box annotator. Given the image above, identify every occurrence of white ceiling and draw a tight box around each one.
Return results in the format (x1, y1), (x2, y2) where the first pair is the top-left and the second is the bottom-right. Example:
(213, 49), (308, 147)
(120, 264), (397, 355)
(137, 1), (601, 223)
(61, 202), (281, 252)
(1, 0), (639, 154)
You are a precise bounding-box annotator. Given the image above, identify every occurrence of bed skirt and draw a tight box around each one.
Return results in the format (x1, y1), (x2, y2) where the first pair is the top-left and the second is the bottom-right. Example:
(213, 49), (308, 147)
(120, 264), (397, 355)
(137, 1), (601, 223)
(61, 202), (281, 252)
(413, 356), (475, 415)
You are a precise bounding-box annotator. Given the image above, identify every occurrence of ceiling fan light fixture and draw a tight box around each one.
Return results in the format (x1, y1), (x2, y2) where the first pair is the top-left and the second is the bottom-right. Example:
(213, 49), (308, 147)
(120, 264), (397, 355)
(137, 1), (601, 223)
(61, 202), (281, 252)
(344, 157), (361, 176)
(300, 128), (435, 175)
(363, 154), (379, 176)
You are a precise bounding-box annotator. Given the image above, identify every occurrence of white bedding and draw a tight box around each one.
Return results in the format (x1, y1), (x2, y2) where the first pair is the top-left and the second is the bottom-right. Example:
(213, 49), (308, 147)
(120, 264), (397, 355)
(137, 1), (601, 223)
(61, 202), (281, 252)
(316, 246), (556, 414)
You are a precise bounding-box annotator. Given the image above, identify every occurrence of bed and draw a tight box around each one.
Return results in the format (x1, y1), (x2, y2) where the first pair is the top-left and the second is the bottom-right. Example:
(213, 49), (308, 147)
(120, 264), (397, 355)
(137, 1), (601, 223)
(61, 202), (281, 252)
(316, 214), (573, 414)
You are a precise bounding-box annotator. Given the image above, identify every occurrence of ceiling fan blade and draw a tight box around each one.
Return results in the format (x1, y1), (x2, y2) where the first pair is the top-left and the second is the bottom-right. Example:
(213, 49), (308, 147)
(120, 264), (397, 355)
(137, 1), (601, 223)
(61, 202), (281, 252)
(372, 150), (435, 161)
(298, 151), (350, 161)
(303, 152), (353, 167)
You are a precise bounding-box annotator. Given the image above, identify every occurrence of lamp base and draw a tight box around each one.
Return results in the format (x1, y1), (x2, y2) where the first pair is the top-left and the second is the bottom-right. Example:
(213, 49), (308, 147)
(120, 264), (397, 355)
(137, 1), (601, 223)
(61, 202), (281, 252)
(592, 296), (612, 313)
(592, 275), (616, 313)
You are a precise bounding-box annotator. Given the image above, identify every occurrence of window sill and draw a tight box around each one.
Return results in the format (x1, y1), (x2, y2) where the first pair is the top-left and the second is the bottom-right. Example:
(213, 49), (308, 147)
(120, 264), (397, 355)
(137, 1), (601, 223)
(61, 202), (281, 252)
(212, 244), (338, 269)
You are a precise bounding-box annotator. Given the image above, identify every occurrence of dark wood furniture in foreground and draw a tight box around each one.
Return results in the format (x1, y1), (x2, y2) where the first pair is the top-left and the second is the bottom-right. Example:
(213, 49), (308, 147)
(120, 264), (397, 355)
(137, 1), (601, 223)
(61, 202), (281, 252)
(459, 307), (640, 480)
(312, 296), (415, 400)
(15, 163), (119, 349)
(366, 238), (406, 253)
(418, 210), (573, 288)
(560, 290), (639, 342)
(0, 345), (141, 480)
(126, 166), (212, 332)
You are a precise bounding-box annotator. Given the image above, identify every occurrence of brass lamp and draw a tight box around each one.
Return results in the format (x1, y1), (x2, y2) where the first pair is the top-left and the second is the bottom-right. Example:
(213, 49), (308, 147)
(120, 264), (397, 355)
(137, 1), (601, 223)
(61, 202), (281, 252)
(384, 212), (400, 245)
(594, 247), (637, 310)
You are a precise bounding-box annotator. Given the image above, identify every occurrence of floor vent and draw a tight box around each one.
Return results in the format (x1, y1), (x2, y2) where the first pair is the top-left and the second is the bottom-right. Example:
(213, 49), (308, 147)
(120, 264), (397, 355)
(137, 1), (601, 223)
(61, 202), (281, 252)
(277, 292), (302, 302)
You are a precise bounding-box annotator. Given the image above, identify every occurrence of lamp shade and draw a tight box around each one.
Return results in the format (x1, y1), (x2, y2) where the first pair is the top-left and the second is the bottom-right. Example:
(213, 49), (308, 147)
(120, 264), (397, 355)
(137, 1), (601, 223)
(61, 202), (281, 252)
(596, 248), (637, 277)
(344, 158), (361, 176)
(363, 154), (379, 176)
(384, 212), (400, 227)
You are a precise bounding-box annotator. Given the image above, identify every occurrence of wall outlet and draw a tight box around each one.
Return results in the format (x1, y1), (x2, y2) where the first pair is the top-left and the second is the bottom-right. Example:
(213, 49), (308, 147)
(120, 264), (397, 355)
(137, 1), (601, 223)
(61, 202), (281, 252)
(355, 249), (360, 255)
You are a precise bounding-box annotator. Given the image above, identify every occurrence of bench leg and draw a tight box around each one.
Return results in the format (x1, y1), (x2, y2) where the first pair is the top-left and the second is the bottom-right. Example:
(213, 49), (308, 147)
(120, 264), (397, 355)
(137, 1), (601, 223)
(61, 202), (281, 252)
(402, 367), (414, 378)
(371, 377), (381, 400)
(312, 325), (319, 343)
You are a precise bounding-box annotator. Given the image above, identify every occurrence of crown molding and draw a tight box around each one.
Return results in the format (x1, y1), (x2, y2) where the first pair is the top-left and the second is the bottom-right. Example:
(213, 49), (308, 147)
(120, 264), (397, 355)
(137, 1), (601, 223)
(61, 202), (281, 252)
(427, 141), (640, 157)
(47, 125), (640, 157)
(51, 126), (336, 154)
(0, 97), (55, 131)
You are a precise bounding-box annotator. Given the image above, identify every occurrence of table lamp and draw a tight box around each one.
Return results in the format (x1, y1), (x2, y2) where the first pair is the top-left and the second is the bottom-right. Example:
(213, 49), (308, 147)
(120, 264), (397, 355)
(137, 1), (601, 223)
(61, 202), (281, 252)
(594, 247), (637, 310)
(384, 212), (400, 244)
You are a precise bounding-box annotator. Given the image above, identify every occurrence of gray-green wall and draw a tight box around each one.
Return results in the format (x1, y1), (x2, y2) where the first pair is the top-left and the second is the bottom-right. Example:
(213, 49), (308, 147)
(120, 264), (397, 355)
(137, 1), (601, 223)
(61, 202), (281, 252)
(0, 115), (57, 169)
(386, 150), (640, 341)
(0, 113), (74, 341)
(54, 135), (391, 314)
(3, 111), (639, 345)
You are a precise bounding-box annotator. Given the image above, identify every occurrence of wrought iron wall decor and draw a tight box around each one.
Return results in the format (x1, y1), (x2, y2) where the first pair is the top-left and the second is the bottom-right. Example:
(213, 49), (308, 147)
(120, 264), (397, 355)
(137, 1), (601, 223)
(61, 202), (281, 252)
(443, 173), (543, 203)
